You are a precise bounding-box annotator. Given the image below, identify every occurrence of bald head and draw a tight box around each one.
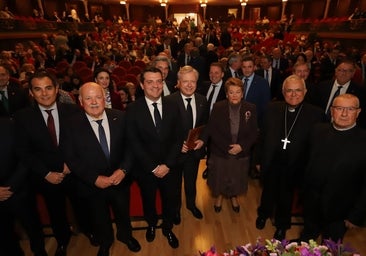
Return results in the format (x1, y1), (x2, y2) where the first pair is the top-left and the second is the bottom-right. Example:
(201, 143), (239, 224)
(79, 82), (106, 119)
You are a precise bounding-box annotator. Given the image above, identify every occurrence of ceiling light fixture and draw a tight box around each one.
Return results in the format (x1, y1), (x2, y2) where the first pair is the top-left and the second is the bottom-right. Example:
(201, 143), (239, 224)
(120, 1), (126, 4)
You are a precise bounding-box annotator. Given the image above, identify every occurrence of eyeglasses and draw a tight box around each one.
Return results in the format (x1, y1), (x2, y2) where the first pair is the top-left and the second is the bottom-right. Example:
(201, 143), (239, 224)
(283, 88), (305, 94)
(331, 106), (359, 112)
(336, 69), (354, 74)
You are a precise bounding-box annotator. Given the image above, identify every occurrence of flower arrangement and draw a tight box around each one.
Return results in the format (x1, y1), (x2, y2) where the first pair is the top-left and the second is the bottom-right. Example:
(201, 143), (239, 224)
(199, 238), (359, 256)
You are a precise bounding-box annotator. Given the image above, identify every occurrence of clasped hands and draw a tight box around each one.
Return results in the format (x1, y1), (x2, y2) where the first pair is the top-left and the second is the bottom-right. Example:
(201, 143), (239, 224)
(45, 163), (71, 184)
(228, 144), (242, 155)
(152, 164), (170, 178)
(95, 169), (126, 189)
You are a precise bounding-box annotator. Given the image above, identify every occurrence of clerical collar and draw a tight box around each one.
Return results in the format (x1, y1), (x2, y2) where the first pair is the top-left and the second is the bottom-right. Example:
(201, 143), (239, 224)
(286, 103), (302, 113)
(332, 122), (356, 131)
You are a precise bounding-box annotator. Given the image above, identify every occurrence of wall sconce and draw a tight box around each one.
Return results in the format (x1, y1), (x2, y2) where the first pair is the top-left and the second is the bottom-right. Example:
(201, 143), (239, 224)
(282, 0), (288, 2)
(200, 0), (207, 7)
(239, 0), (248, 5)
(160, 0), (168, 6)
(120, 0), (126, 4)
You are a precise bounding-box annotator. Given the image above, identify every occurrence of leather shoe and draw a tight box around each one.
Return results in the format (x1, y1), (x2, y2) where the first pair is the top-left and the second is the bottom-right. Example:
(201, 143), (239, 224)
(173, 213), (181, 225)
(85, 232), (99, 246)
(188, 206), (203, 219)
(97, 246), (110, 256)
(255, 216), (266, 230)
(274, 228), (287, 241)
(232, 205), (240, 213)
(214, 205), (222, 213)
(145, 226), (156, 242)
(163, 230), (179, 248)
(202, 168), (208, 179)
(54, 245), (67, 256)
(123, 237), (141, 252)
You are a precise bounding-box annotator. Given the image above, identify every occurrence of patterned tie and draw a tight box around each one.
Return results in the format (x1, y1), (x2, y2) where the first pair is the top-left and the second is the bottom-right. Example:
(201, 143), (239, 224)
(243, 78), (249, 99)
(207, 84), (217, 110)
(0, 90), (9, 113)
(152, 102), (162, 134)
(186, 98), (193, 129)
(95, 119), (109, 158)
(45, 109), (57, 147)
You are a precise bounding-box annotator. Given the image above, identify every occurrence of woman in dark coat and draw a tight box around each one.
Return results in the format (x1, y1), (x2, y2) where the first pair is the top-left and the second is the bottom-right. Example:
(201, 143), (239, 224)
(205, 77), (258, 213)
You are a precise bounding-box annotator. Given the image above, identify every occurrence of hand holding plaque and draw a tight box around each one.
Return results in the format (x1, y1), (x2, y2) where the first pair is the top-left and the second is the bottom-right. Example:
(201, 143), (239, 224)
(185, 125), (204, 150)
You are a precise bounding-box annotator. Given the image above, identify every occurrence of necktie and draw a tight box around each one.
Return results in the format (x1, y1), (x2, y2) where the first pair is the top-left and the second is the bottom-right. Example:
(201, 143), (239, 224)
(95, 119), (109, 158)
(152, 102), (162, 134)
(275, 60), (279, 69)
(244, 78), (249, 98)
(207, 84), (217, 109)
(234, 71), (239, 78)
(327, 85), (343, 117)
(0, 90), (9, 113)
(186, 98), (193, 129)
(265, 70), (269, 82)
(45, 109), (57, 147)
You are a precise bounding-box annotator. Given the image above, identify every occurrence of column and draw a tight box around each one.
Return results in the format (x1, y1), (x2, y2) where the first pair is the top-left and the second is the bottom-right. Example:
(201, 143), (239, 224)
(281, 0), (287, 19)
(82, 0), (89, 17)
(323, 0), (331, 19)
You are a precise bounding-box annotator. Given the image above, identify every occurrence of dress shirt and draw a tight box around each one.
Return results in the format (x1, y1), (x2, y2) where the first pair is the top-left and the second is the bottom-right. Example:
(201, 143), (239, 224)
(325, 80), (350, 113)
(86, 111), (111, 151)
(39, 103), (60, 144)
(181, 93), (197, 128)
(0, 86), (8, 98)
(145, 96), (163, 125)
(206, 80), (223, 111)
(242, 73), (255, 98)
(266, 67), (272, 86)
(229, 67), (237, 78)
(163, 81), (171, 96)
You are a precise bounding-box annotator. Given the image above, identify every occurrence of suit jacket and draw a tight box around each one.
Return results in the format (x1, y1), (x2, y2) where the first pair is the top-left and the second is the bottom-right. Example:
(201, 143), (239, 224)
(223, 68), (243, 82)
(64, 108), (131, 197)
(165, 91), (209, 159)
(255, 68), (283, 100)
(15, 102), (81, 180)
(0, 81), (29, 118)
(244, 74), (271, 127)
(198, 80), (226, 103)
(126, 97), (181, 175)
(306, 79), (366, 128)
(260, 102), (325, 177)
(205, 100), (258, 158)
(0, 118), (27, 192)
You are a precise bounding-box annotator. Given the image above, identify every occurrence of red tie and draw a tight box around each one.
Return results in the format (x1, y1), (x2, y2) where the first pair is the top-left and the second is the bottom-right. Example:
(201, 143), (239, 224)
(45, 109), (57, 147)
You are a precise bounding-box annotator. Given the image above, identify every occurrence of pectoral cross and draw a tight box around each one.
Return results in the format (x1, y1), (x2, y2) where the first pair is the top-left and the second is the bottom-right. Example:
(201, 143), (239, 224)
(281, 138), (291, 150)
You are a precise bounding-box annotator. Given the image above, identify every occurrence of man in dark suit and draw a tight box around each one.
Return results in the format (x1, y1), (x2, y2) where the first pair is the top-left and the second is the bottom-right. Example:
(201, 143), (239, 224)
(199, 62), (227, 179)
(126, 67), (181, 249)
(306, 59), (366, 128)
(255, 75), (324, 241)
(199, 62), (226, 112)
(223, 53), (243, 82)
(271, 47), (289, 76)
(166, 66), (209, 222)
(256, 55), (283, 100)
(14, 70), (81, 256)
(64, 82), (141, 255)
(0, 118), (47, 256)
(152, 56), (177, 95)
(241, 56), (271, 128)
(0, 64), (29, 118)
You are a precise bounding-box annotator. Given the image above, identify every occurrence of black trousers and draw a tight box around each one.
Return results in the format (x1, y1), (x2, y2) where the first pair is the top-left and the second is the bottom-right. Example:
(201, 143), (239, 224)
(137, 169), (179, 231)
(83, 184), (132, 248)
(257, 166), (296, 230)
(176, 152), (200, 211)
(0, 189), (45, 255)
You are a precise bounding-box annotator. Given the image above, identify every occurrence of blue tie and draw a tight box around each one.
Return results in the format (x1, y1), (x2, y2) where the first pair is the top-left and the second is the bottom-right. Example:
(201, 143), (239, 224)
(95, 119), (109, 158)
